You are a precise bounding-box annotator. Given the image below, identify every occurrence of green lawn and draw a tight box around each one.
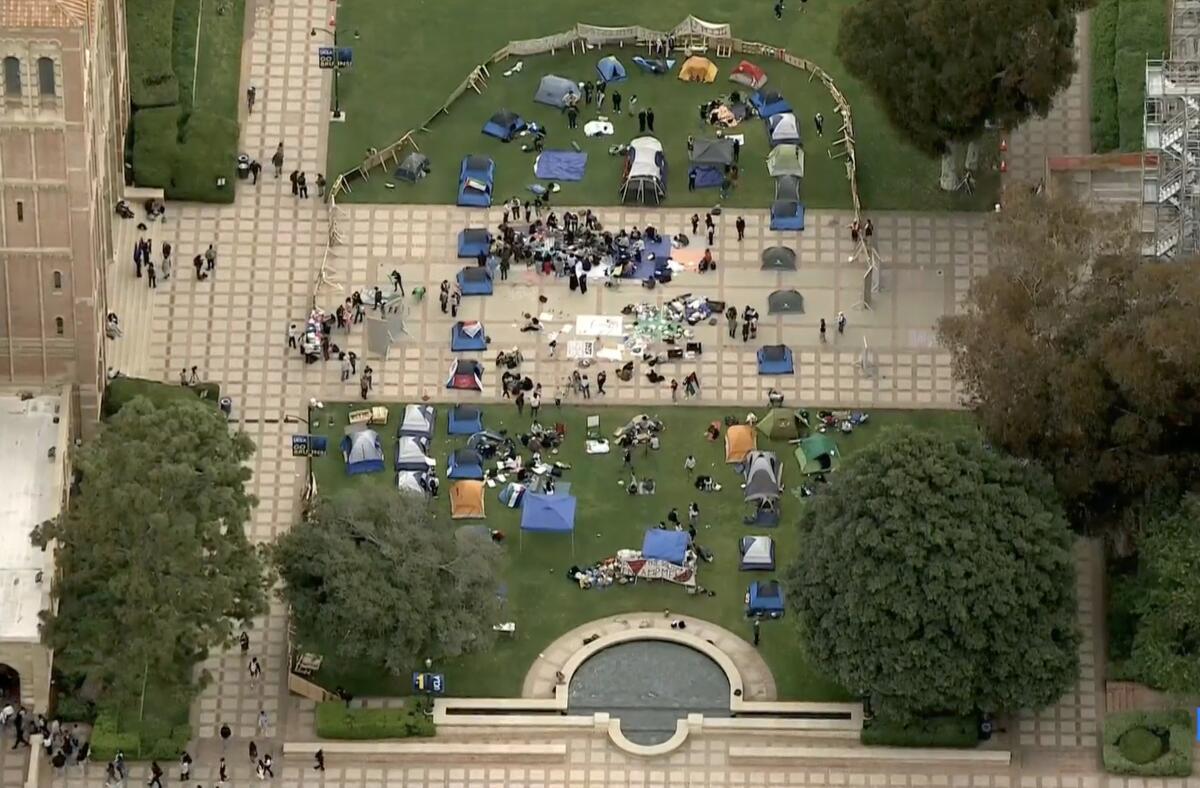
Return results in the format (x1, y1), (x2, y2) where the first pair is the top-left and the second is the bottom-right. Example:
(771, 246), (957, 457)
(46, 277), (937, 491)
(302, 402), (976, 701)
(327, 0), (998, 211)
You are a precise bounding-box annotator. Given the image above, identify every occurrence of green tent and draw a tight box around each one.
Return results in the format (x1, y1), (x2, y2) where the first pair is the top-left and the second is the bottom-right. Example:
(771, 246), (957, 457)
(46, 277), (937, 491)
(795, 434), (839, 474)
(756, 408), (801, 441)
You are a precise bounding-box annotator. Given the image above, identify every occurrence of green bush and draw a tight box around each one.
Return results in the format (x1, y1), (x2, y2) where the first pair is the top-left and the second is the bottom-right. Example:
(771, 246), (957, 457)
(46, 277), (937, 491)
(131, 107), (181, 188)
(53, 694), (97, 724)
(315, 702), (436, 740)
(126, 0), (179, 108)
(167, 113), (239, 203)
(1103, 710), (1194, 776)
(1115, 50), (1149, 152)
(104, 376), (220, 418)
(89, 709), (192, 762)
(89, 713), (140, 762)
(860, 715), (979, 748)
(1090, 0), (1119, 152)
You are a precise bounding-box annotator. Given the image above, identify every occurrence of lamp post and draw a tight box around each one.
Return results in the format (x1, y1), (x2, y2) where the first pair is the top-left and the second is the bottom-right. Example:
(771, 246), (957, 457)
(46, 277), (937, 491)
(311, 25), (358, 120)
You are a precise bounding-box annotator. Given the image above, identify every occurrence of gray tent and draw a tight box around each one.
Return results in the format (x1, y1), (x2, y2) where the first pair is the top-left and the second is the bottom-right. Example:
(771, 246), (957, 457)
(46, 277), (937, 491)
(689, 137), (735, 167)
(738, 535), (776, 570)
(395, 152), (431, 183)
(775, 175), (802, 202)
(534, 75), (582, 108)
(768, 112), (801, 145)
(766, 144), (804, 178)
(768, 289), (804, 315)
(761, 246), (797, 271)
(743, 450), (783, 503)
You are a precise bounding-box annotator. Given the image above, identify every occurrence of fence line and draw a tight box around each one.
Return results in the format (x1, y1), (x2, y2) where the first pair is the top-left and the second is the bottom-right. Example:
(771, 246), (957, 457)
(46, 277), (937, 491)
(327, 15), (862, 218)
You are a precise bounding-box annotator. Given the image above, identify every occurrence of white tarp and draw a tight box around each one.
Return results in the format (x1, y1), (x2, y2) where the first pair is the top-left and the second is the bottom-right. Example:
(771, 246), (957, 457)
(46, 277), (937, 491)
(575, 315), (624, 337)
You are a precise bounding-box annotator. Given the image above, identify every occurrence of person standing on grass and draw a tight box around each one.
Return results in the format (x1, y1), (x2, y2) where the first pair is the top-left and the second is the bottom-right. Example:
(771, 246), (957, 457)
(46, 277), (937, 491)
(814, 112), (825, 137)
(530, 389), (541, 420)
(612, 90), (622, 113)
(515, 389), (525, 415)
(272, 143), (284, 177)
(753, 618), (761, 646)
(638, 109), (647, 133)
(684, 455), (696, 477)
(774, 0), (784, 19)
(567, 104), (578, 130)
(646, 107), (656, 132)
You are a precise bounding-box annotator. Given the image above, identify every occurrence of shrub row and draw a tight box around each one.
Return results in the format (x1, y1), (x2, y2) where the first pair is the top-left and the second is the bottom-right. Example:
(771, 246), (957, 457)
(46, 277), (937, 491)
(860, 715), (979, 748)
(1090, 0), (1119, 152)
(1092, 0), (1168, 152)
(170, 113), (240, 203)
(1102, 710), (1194, 776)
(126, 0), (179, 109)
(315, 702), (437, 740)
(131, 106), (182, 188)
(89, 712), (192, 762)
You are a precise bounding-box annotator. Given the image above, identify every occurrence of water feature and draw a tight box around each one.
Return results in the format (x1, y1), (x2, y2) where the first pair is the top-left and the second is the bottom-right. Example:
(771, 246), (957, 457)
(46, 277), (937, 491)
(567, 640), (732, 745)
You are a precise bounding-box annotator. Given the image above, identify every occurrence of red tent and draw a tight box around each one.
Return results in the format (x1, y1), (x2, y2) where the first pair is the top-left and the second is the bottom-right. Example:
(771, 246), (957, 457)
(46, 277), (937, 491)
(729, 60), (768, 90)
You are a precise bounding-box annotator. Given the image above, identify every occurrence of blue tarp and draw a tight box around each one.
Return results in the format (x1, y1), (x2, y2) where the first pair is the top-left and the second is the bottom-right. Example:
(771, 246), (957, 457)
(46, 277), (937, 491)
(642, 529), (689, 564)
(520, 492), (577, 532)
(534, 151), (588, 181)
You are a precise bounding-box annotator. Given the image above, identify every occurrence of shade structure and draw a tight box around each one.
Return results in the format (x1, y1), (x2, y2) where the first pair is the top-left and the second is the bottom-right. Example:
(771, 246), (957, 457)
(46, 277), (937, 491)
(450, 320), (488, 352)
(397, 404), (435, 438)
(795, 434), (840, 474)
(757, 344), (794, 375)
(761, 246), (797, 271)
(447, 447), (485, 480)
(729, 60), (768, 90)
(739, 535), (776, 570)
(756, 408), (801, 440)
(767, 289), (804, 315)
(766, 144), (804, 178)
(520, 491), (577, 551)
(534, 74), (582, 107)
(642, 529), (689, 564)
(394, 152), (430, 183)
(394, 435), (432, 472)
(448, 404), (484, 435)
(678, 55), (718, 82)
(450, 480), (486, 519)
(743, 450), (783, 503)
(725, 424), (757, 463)
(446, 359), (484, 391)
(747, 580), (785, 617)
(340, 429), (384, 475)
(597, 55), (628, 83)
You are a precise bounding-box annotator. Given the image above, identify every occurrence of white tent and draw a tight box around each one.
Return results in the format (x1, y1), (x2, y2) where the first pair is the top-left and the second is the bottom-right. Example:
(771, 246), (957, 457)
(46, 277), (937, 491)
(398, 404), (435, 438)
(621, 136), (666, 203)
(395, 436), (433, 471)
(397, 470), (429, 496)
(768, 112), (800, 145)
(342, 429), (385, 475)
(739, 535), (776, 570)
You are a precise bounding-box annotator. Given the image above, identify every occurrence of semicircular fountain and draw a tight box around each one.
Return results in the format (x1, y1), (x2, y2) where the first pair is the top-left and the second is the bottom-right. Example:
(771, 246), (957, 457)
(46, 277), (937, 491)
(566, 640), (732, 745)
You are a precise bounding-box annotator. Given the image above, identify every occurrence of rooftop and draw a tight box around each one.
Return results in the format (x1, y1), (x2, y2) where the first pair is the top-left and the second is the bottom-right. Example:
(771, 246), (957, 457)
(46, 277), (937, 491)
(0, 392), (68, 642)
(0, 0), (88, 29)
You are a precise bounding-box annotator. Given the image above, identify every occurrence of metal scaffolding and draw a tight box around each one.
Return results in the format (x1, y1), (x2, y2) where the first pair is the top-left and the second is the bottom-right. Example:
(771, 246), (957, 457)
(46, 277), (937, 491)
(1143, 60), (1200, 258)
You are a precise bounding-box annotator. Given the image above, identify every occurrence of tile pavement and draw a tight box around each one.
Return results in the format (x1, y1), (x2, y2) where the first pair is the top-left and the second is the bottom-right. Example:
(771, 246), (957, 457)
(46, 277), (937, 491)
(59, 0), (1128, 786)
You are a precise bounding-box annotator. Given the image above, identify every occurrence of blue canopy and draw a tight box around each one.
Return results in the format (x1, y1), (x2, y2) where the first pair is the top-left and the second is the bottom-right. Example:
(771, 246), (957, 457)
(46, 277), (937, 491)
(520, 492), (577, 532)
(642, 529), (689, 564)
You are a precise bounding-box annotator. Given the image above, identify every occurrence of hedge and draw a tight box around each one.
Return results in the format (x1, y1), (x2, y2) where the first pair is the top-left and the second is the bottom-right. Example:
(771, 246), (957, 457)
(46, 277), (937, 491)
(1090, 0), (1120, 152)
(89, 712), (192, 762)
(860, 715), (979, 748)
(167, 113), (239, 203)
(131, 107), (181, 188)
(315, 702), (436, 740)
(125, 0), (179, 108)
(104, 376), (220, 418)
(1102, 710), (1194, 776)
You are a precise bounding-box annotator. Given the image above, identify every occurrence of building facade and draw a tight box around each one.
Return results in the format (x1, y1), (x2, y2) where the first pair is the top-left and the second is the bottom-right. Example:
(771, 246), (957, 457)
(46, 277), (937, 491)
(0, 0), (129, 435)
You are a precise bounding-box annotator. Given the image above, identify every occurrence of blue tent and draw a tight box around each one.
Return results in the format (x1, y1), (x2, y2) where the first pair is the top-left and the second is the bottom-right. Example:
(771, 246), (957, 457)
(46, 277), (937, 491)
(447, 447), (485, 480)
(450, 321), (488, 352)
(520, 492), (577, 550)
(642, 529), (689, 564)
(750, 90), (791, 119)
(448, 404), (484, 435)
(340, 429), (384, 475)
(757, 344), (794, 375)
(770, 200), (806, 231)
(457, 266), (494, 296)
(481, 109), (526, 142)
(458, 228), (492, 258)
(597, 55), (628, 83)
(747, 580), (785, 618)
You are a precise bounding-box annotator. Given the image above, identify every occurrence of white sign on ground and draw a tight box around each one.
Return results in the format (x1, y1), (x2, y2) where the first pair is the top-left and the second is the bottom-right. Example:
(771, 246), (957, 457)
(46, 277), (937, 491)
(575, 315), (624, 337)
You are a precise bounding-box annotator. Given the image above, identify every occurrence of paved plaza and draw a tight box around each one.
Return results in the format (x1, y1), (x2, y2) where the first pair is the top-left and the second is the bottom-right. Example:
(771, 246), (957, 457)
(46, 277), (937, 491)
(6, 0), (1148, 786)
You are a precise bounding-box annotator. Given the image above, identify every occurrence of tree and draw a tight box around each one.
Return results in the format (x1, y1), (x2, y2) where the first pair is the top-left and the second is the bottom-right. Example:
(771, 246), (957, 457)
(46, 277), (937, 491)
(1120, 495), (1200, 693)
(938, 188), (1200, 528)
(273, 487), (503, 675)
(34, 396), (268, 710)
(837, 0), (1089, 188)
(788, 428), (1079, 720)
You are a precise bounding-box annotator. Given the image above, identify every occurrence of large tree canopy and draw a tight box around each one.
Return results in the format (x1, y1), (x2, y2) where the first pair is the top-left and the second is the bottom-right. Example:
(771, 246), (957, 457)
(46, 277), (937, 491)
(837, 0), (1089, 154)
(938, 188), (1200, 526)
(788, 428), (1079, 720)
(1117, 496), (1200, 693)
(35, 397), (268, 708)
(273, 487), (503, 675)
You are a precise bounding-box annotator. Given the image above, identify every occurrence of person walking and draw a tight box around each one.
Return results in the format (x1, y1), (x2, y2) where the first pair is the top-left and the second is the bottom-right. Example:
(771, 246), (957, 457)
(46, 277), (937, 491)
(515, 390), (525, 415)
(753, 618), (761, 646)
(246, 86), (256, 114)
(726, 306), (738, 339)
(271, 143), (284, 177)
(161, 241), (172, 279)
(670, 378), (679, 401)
(736, 216), (746, 241)
(741, 318), (751, 343)
(146, 261), (157, 289)
(646, 107), (656, 132)
(219, 758), (228, 783)
(390, 269), (404, 293)
(837, 311), (847, 334)
(257, 709), (270, 735)
(289, 170), (299, 196)
(219, 722), (232, 748)
(179, 752), (192, 781)
(581, 374), (591, 399)
(687, 170), (696, 192)
(348, 351), (358, 376)
(707, 226), (715, 246)
(814, 112), (824, 137)
(148, 761), (163, 788)
(819, 318), (827, 343)
(529, 389), (541, 420)
(316, 173), (327, 198)
(596, 370), (607, 395)
(262, 754), (274, 779)
(566, 104), (578, 129)
(249, 740), (258, 764)
(450, 289), (461, 318)
(133, 240), (143, 279)
(612, 90), (622, 112)
(684, 454), (696, 477)
(250, 159), (262, 184)
(313, 750), (325, 772)
(248, 656), (262, 684)
(359, 371), (369, 400)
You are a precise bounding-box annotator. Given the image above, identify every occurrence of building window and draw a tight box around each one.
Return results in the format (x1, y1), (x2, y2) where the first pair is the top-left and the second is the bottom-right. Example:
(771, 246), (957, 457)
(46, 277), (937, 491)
(16, 201), (23, 222)
(54, 317), (64, 335)
(52, 271), (63, 290)
(37, 57), (55, 97)
(3, 57), (19, 98)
